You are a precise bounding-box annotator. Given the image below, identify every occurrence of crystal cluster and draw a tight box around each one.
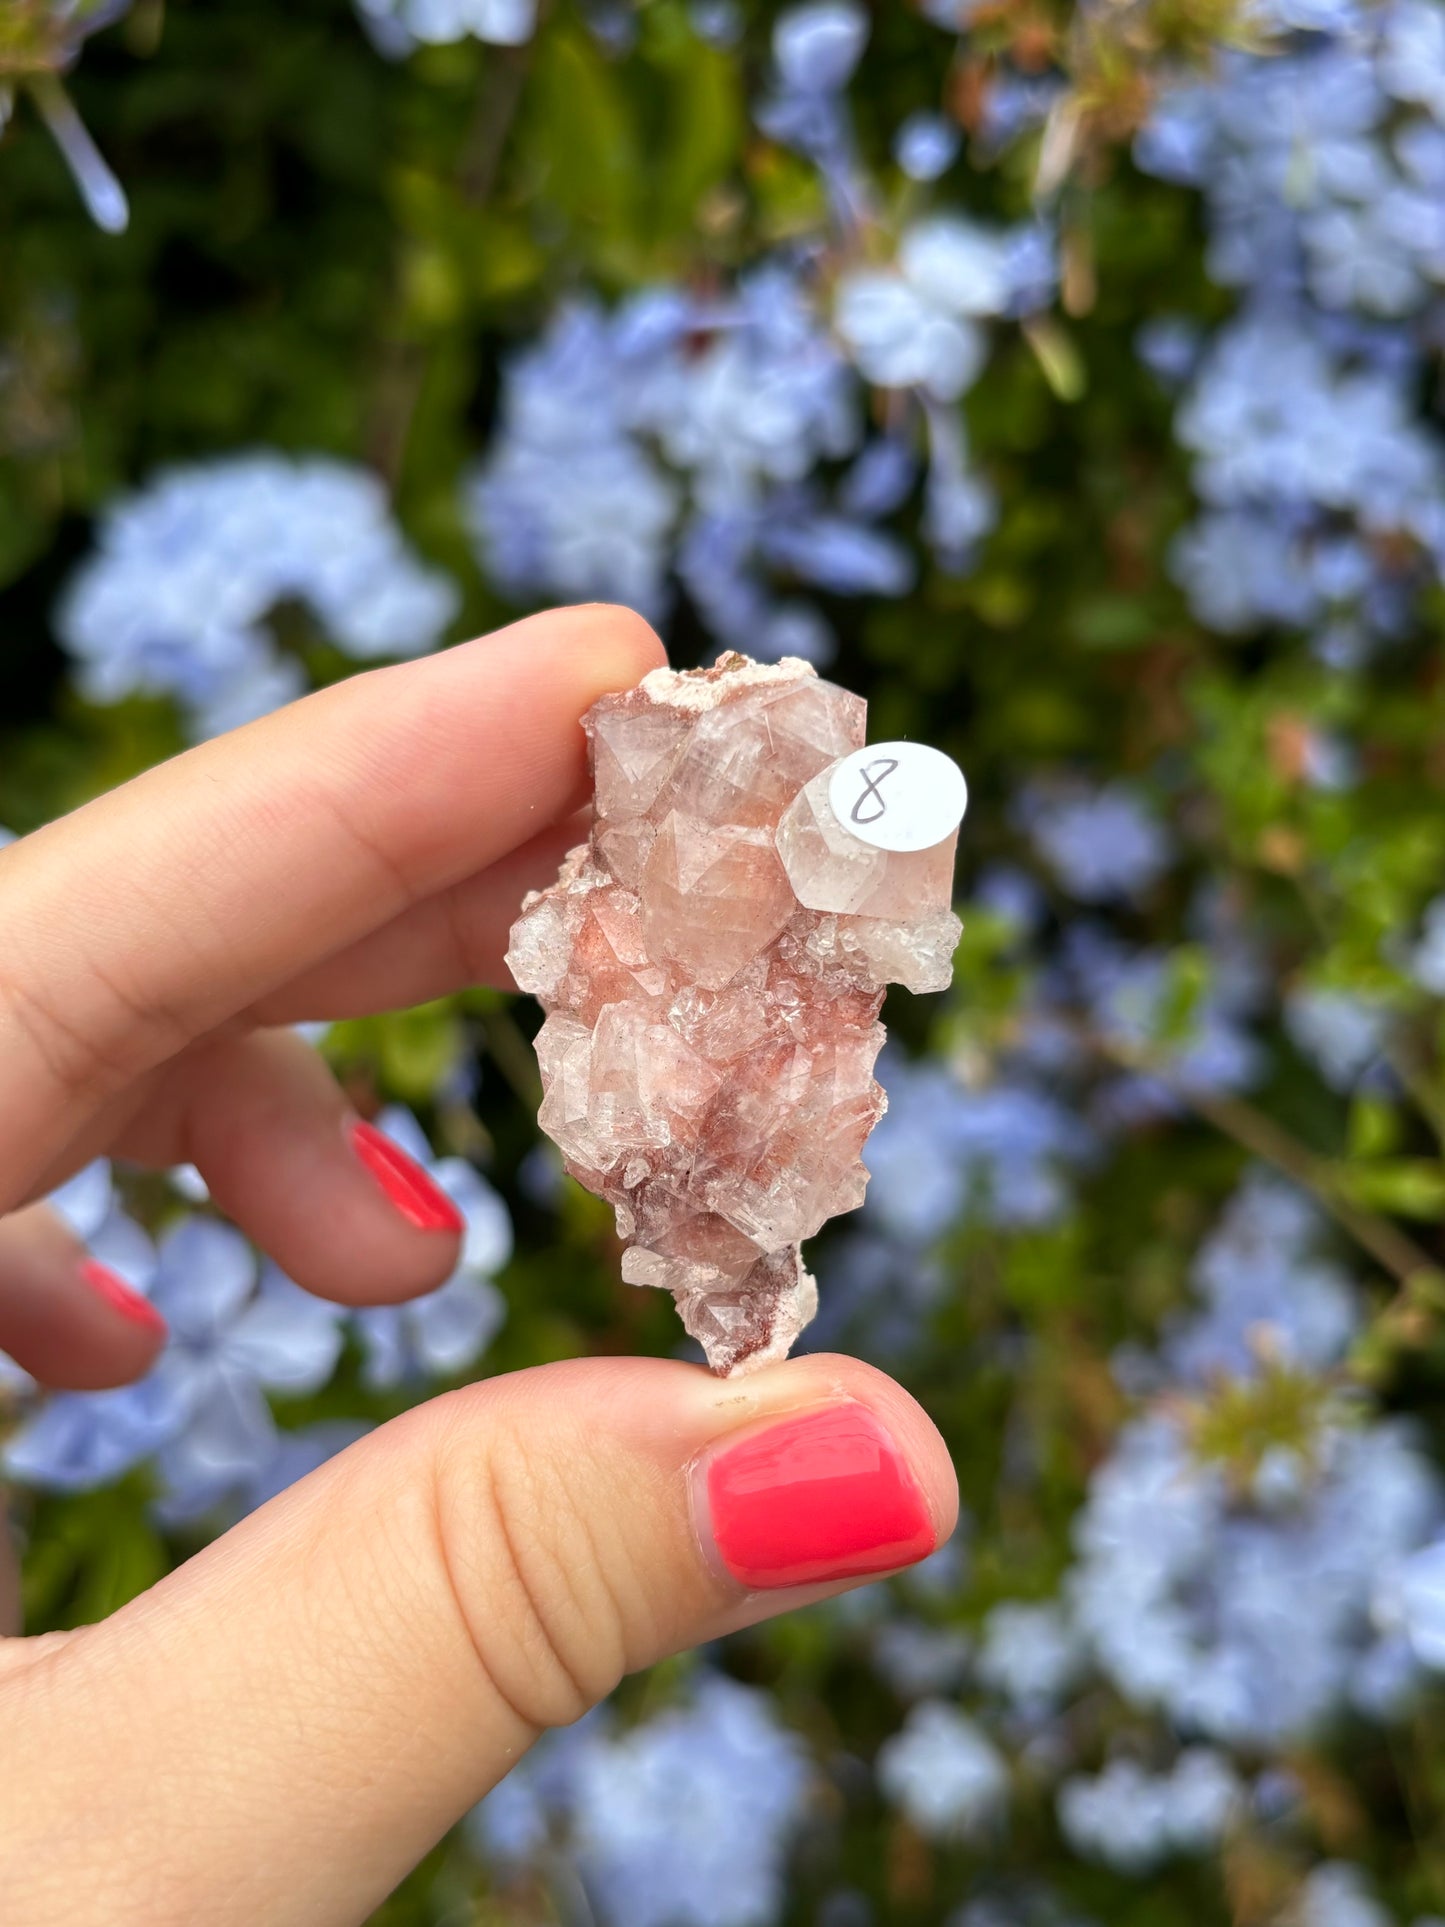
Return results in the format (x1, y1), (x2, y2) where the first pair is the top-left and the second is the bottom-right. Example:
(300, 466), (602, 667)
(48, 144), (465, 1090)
(506, 653), (961, 1374)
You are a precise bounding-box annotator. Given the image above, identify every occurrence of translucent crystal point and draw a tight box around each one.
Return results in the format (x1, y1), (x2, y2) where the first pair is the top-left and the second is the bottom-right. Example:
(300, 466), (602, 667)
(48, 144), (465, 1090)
(506, 651), (963, 1374)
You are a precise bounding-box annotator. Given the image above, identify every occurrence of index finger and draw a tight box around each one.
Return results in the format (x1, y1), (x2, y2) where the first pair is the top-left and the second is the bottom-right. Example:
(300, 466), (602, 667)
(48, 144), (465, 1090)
(0, 605), (664, 1202)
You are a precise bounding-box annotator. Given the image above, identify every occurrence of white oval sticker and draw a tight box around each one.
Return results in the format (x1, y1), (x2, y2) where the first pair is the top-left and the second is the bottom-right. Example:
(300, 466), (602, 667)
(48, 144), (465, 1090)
(827, 741), (968, 854)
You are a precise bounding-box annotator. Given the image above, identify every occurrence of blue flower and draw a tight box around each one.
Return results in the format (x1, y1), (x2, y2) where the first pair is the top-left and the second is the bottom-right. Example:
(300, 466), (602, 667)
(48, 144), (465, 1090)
(1297, 1863), (1394, 1927)
(6, 1212), (344, 1504)
(894, 112), (961, 182)
(465, 305), (680, 615)
(1245, 0), (1364, 26)
(839, 436), (917, 518)
(1178, 312), (1441, 530)
(920, 0), (993, 27)
(468, 274), (872, 647)
(1285, 985), (1391, 1088)
(1019, 781), (1171, 903)
(4, 1373), (178, 1492)
(1058, 1751), (1242, 1873)
(975, 73), (1061, 158)
(1410, 897), (1445, 993)
(1171, 509), (1323, 634)
(835, 217), (1012, 401)
(1135, 84), (1217, 186)
(772, 0), (868, 93)
(472, 1676), (810, 1927)
(572, 1675), (811, 1927)
(871, 1618), (973, 1698)
(1377, 1536), (1445, 1669)
(756, 2), (869, 216)
(1380, 0), (1445, 121)
(1136, 316), (1204, 388)
(1163, 1175), (1358, 1385)
(688, 0), (743, 47)
(645, 271), (860, 510)
(760, 513), (914, 597)
(921, 398), (996, 570)
(1304, 198), (1428, 317)
(977, 1602), (1084, 1712)
(148, 1221), (348, 1520)
(876, 1702), (1008, 1841)
(59, 454), (458, 740)
(1071, 1412), (1442, 1745)
(1057, 927), (1263, 1116)
(354, 0), (536, 50)
(864, 1054), (1088, 1241)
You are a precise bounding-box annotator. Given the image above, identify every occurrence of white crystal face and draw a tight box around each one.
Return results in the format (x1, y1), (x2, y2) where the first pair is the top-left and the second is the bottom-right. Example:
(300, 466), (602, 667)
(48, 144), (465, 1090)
(506, 651), (962, 1375)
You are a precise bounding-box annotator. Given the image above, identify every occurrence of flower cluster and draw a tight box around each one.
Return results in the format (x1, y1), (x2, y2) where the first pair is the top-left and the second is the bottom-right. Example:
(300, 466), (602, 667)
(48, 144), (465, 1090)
(466, 194), (1048, 666)
(353, 0), (536, 57)
(3, 1107), (510, 1516)
(1138, 10), (1445, 660)
(1057, 1750), (1242, 1874)
(467, 1674), (811, 1927)
(57, 454), (459, 739)
(849, 1176), (1445, 1922)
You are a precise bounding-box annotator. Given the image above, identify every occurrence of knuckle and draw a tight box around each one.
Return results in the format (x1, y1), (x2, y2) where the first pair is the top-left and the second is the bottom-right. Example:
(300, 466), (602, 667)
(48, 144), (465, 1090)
(0, 840), (197, 1107)
(430, 1411), (633, 1732)
(439, 881), (496, 987)
(0, 959), (144, 1106)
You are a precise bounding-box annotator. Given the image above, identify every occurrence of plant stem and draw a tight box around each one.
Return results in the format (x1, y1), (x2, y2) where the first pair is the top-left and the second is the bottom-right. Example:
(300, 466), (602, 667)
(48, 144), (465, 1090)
(364, 45), (532, 484)
(1180, 1084), (1437, 1290)
(1092, 1031), (1438, 1291)
(477, 1004), (543, 1112)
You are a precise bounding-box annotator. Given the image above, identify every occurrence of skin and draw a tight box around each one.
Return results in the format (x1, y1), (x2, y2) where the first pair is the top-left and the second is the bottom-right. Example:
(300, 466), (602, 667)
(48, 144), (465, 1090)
(0, 606), (958, 1926)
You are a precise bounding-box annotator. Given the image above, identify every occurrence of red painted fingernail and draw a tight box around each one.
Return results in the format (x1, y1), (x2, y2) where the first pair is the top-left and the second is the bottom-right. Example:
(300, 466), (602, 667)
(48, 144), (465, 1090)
(701, 1403), (936, 1591)
(348, 1119), (465, 1234)
(80, 1259), (167, 1337)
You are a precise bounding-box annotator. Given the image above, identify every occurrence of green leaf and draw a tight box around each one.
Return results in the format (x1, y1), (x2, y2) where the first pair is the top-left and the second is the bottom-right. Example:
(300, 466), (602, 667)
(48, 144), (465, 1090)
(526, 28), (639, 248)
(645, 28), (742, 245)
(1336, 1160), (1445, 1220)
(1070, 594), (1159, 652)
(1348, 1094), (1403, 1161)
(20, 1482), (167, 1631)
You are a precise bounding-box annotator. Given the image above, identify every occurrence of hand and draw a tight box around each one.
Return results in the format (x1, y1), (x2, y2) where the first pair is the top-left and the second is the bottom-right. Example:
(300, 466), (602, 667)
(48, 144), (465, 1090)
(0, 607), (958, 1926)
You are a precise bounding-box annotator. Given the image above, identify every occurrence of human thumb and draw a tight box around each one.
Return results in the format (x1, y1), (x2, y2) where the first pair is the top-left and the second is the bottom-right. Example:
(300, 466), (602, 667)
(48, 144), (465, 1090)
(0, 1351), (956, 1927)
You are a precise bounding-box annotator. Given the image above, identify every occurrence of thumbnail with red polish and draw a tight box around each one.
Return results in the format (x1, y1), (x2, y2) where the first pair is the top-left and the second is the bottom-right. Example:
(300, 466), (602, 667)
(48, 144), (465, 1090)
(80, 1258), (167, 1336)
(705, 1403), (936, 1590)
(349, 1119), (465, 1234)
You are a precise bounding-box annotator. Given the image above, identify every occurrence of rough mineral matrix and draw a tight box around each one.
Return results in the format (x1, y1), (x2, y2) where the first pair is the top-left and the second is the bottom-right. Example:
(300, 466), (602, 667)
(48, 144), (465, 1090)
(506, 652), (962, 1374)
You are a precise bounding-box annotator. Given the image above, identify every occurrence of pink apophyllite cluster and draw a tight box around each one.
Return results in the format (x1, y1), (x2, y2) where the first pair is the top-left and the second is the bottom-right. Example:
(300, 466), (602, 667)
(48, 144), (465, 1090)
(506, 652), (962, 1375)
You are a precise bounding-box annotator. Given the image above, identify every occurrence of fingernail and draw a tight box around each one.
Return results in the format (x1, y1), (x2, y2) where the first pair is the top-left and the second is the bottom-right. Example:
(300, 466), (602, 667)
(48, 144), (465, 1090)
(348, 1119), (465, 1234)
(698, 1402), (936, 1591)
(80, 1259), (167, 1337)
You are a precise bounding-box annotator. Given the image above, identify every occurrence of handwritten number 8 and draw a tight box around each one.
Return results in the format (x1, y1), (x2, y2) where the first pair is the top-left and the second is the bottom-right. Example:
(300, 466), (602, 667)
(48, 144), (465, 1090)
(849, 756), (899, 827)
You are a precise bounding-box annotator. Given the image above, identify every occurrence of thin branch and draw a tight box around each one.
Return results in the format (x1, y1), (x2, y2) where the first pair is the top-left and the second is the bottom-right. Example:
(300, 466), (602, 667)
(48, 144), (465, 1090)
(1178, 1083), (1437, 1291)
(457, 43), (530, 206)
(364, 44), (532, 485)
(1289, 870), (1445, 1155)
(477, 1004), (542, 1113)
(1091, 1031), (1439, 1291)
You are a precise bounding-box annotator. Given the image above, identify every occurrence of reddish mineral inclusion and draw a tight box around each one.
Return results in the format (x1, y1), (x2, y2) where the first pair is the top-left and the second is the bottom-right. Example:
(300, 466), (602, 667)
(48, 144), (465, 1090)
(506, 652), (962, 1375)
